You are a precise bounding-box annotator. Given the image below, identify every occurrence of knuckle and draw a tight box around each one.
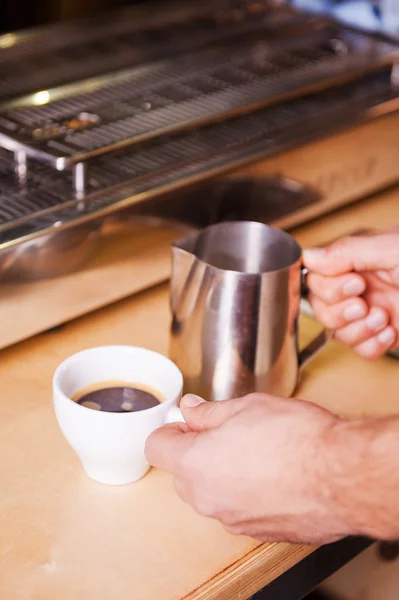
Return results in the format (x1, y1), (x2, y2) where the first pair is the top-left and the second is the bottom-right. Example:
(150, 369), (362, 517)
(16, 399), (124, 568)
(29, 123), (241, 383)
(244, 394), (274, 416)
(194, 496), (217, 519)
(308, 274), (337, 303)
(323, 283), (338, 304)
(176, 452), (191, 475)
(173, 478), (188, 502)
(219, 512), (242, 530)
(305, 273), (319, 294)
(356, 340), (380, 361)
(332, 328), (346, 343)
(218, 510), (235, 527)
(244, 393), (266, 406)
(245, 392), (261, 401)
(310, 306), (323, 325)
(331, 235), (353, 255)
(176, 442), (198, 475)
(309, 296), (335, 328)
(197, 402), (219, 430)
(358, 350), (380, 361)
(319, 305), (336, 329)
(333, 326), (362, 347)
(223, 522), (244, 536)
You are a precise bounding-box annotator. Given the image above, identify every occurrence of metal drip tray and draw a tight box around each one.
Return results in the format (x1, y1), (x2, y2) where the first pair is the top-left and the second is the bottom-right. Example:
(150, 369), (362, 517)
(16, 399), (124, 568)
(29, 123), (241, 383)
(0, 176), (318, 283)
(0, 19), (397, 191)
(0, 2), (291, 104)
(0, 68), (396, 245)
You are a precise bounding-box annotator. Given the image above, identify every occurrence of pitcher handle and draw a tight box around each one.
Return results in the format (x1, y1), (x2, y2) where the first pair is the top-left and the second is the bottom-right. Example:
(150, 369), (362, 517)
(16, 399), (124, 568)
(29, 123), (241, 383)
(298, 267), (333, 368)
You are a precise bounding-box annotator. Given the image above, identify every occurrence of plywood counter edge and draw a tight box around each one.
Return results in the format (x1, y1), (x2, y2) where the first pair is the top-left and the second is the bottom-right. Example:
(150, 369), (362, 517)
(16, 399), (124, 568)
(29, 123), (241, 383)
(185, 542), (316, 600)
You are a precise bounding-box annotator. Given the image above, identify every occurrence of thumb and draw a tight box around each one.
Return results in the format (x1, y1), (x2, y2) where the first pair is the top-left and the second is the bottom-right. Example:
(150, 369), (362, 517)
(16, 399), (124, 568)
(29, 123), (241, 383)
(181, 394), (246, 432)
(303, 233), (399, 276)
(145, 422), (196, 474)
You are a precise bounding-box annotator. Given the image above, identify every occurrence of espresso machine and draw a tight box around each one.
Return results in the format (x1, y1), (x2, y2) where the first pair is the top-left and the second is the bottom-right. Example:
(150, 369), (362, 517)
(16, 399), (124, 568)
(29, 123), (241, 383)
(0, 0), (398, 349)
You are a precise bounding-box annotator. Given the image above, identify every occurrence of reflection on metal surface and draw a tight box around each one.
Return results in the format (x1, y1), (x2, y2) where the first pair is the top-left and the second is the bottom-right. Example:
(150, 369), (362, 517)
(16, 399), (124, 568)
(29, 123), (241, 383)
(0, 33), (18, 49)
(0, 221), (101, 282)
(32, 91), (50, 106)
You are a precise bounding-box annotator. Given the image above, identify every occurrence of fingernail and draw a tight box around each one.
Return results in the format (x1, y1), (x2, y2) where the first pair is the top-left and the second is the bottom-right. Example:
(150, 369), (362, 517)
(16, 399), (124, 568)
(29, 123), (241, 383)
(378, 328), (395, 345)
(343, 278), (365, 296)
(344, 304), (366, 321)
(366, 309), (386, 331)
(303, 248), (327, 261)
(182, 394), (206, 408)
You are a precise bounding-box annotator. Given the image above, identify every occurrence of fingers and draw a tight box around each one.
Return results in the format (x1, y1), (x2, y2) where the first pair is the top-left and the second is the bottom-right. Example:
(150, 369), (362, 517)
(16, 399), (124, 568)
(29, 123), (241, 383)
(146, 394), (253, 476)
(306, 272), (366, 304)
(303, 232), (399, 276)
(144, 422), (197, 474)
(309, 291), (396, 358)
(333, 306), (389, 347)
(181, 394), (247, 432)
(353, 326), (397, 360)
(308, 293), (368, 329)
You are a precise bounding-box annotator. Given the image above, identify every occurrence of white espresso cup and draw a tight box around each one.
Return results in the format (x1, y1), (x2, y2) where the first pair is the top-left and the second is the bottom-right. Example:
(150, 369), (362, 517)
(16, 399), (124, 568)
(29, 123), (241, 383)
(53, 345), (183, 485)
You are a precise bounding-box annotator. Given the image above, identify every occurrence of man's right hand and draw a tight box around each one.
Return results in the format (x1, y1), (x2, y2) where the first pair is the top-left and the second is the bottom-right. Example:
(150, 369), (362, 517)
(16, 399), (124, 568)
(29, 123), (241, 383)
(303, 229), (399, 360)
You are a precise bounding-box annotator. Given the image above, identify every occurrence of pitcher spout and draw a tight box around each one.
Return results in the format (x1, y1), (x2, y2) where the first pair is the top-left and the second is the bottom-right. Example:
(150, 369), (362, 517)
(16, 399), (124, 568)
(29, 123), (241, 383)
(171, 226), (201, 254)
(170, 232), (199, 313)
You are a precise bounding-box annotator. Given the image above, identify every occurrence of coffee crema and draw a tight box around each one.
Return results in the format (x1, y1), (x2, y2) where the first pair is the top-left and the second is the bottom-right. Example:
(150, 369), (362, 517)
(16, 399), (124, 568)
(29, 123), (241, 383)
(72, 381), (164, 413)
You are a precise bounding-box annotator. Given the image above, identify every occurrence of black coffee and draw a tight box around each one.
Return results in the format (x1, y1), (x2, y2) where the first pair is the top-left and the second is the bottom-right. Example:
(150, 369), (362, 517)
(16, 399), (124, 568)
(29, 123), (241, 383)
(73, 382), (162, 413)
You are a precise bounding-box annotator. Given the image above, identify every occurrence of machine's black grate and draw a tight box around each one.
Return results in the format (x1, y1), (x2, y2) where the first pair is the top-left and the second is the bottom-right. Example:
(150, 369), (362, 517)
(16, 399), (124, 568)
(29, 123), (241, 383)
(0, 4), (305, 103)
(0, 24), (396, 170)
(0, 68), (395, 240)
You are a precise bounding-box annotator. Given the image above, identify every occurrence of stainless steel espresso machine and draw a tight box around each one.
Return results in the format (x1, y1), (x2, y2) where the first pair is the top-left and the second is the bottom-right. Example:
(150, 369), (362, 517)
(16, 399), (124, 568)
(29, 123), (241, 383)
(0, 0), (398, 349)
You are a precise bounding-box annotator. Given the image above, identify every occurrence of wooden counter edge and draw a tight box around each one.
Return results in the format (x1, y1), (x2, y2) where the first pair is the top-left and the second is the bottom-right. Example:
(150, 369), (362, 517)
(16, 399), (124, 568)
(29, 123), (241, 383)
(187, 542), (316, 599)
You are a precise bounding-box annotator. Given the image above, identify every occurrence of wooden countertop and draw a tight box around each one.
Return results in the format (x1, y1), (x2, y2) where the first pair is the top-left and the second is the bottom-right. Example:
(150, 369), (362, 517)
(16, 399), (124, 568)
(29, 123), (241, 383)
(0, 189), (399, 600)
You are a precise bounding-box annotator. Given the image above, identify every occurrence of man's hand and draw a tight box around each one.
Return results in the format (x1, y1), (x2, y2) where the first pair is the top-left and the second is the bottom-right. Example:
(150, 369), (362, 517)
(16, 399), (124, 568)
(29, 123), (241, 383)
(145, 394), (359, 544)
(303, 230), (399, 359)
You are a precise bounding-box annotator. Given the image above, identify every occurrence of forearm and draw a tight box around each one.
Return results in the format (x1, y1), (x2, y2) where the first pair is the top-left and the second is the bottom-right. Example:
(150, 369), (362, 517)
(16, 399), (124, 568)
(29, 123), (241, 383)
(327, 416), (399, 540)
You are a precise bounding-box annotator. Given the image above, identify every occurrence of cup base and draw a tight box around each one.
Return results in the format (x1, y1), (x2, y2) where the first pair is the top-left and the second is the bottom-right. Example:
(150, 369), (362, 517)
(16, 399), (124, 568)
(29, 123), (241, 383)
(82, 462), (151, 486)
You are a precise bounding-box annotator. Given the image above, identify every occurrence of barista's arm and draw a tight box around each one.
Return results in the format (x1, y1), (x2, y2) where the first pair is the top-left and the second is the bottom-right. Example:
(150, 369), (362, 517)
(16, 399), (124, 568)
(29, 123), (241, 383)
(329, 414), (399, 541)
(146, 394), (399, 544)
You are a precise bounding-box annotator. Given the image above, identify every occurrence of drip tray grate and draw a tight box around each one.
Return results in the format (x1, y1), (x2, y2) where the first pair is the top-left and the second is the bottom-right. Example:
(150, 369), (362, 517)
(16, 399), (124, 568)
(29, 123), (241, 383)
(0, 25), (397, 180)
(0, 68), (396, 243)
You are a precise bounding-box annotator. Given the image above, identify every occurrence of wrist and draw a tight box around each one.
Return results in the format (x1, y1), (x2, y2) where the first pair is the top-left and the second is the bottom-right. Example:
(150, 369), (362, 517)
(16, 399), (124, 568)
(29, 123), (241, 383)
(324, 417), (399, 540)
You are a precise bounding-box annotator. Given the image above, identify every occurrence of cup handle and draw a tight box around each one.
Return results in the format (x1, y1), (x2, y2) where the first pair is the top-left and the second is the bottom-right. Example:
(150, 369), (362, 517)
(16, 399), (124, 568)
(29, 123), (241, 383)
(166, 405), (185, 424)
(298, 267), (333, 369)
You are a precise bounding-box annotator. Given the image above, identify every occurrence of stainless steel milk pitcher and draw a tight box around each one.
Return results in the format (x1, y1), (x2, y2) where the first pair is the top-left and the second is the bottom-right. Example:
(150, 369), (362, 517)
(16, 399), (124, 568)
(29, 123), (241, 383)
(170, 221), (330, 401)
